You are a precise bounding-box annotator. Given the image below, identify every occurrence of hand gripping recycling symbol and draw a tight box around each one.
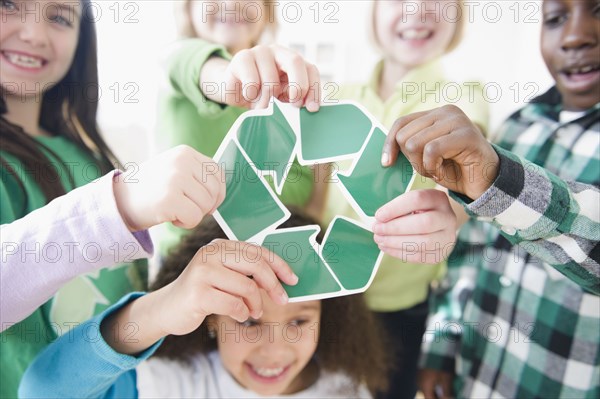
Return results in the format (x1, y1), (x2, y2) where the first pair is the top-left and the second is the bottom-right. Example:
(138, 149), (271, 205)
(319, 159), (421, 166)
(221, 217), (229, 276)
(213, 99), (416, 301)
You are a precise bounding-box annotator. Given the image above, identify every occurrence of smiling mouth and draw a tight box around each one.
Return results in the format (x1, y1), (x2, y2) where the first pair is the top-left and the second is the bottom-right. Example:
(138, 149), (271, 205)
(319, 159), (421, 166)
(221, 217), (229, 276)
(247, 363), (291, 381)
(399, 29), (433, 40)
(561, 64), (600, 77)
(1, 51), (47, 69)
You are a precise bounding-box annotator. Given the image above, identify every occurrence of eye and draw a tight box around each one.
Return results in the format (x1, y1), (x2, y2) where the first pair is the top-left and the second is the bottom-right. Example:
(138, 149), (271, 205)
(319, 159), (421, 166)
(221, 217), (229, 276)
(49, 13), (74, 28)
(239, 319), (260, 328)
(288, 319), (308, 327)
(0, 0), (18, 12)
(543, 12), (567, 27)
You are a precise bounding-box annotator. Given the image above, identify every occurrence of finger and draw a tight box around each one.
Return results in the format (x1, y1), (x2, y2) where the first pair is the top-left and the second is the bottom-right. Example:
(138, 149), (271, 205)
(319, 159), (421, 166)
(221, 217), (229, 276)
(376, 235), (453, 264)
(373, 213), (449, 237)
(207, 267), (264, 319)
(304, 63), (321, 112)
(375, 190), (450, 223)
(231, 50), (261, 104)
(440, 374), (454, 399)
(421, 127), (472, 182)
(172, 195), (205, 229)
(273, 47), (309, 107)
(192, 159), (225, 213)
(418, 373), (438, 399)
(383, 110), (429, 167)
(200, 287), (251, 323)
(222, 245), (290, 306)
(253, 47), (280, 109)
(214, 241), (297, 303)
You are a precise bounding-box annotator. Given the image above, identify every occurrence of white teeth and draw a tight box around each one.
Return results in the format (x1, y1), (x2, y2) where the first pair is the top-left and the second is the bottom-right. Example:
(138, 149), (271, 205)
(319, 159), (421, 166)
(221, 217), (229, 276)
(568, 65), (598, 74)
(253, 366), (284, 377)
(4, 52), (43, 68)
(401, 29), (430, 40)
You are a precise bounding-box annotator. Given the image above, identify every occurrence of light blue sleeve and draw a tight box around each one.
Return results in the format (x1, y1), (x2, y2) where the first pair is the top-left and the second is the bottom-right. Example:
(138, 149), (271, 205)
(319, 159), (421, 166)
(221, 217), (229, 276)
(19, 293), (164, 399)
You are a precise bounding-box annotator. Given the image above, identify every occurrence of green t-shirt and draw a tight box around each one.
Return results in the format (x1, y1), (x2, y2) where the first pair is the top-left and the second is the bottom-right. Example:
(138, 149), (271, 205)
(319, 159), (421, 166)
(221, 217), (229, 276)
(0, 136), (146, 398)
(155, 39), (315, 256)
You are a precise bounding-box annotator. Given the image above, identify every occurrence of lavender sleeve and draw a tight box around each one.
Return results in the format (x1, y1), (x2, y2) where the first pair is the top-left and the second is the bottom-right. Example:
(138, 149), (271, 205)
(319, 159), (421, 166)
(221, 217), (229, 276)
(0, 171), (154, 331)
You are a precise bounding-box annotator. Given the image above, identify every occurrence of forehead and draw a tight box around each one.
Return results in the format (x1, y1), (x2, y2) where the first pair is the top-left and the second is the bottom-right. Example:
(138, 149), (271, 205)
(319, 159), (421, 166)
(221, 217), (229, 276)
(543, 0), (599, 9)
(260, 291), (321, 318)
(15, 0), (82, 15)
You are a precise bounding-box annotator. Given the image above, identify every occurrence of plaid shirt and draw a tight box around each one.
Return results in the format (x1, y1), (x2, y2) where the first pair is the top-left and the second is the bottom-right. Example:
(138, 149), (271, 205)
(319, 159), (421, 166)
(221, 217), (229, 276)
(420, 87), (600, 399)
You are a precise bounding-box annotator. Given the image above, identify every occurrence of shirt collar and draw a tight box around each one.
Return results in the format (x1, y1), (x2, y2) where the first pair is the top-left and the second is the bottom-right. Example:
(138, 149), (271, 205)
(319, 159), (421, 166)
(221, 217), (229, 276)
(368, 59), (445, 93)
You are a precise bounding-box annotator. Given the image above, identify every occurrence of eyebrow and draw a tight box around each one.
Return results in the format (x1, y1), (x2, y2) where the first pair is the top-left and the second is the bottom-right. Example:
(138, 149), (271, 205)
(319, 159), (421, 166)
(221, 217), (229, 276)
(52, 2), (81, 20)
(296, 304), (320, 311)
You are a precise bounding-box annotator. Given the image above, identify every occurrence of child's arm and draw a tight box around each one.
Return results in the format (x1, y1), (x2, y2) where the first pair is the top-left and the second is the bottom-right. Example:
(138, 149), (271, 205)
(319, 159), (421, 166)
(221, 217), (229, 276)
(199, 44), (320, 111)
(162, 39), (320, 114)
(103, 239), (297, 354)
(381, 105), (600, 294)
(19, 242), (297, 397)
(0, 146), (225, 330)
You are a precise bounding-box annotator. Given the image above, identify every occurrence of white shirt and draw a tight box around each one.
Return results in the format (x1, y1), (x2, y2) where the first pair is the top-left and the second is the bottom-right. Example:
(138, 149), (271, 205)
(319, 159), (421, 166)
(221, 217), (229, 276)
(136, 351), (372, 399)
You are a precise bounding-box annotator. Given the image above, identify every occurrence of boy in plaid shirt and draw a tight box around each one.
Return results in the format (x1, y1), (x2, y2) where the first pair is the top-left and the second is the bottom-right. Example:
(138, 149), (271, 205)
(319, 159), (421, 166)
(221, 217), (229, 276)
(375, 0), (599, 397)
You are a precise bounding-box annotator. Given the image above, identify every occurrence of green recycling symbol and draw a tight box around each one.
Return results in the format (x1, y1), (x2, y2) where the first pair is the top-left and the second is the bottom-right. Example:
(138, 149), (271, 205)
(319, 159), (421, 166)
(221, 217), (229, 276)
(213, 100), (415, 301)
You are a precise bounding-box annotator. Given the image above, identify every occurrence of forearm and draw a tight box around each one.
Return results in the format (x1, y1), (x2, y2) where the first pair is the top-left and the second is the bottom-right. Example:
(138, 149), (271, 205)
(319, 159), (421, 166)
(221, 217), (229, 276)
(199, 56), (230, 105)
(0, 172), (153, 330)
(452, 145), (600, 293)
(162, 39), (231, 115)
(18, 293), (161, 399)
(101, 287), (170, 355)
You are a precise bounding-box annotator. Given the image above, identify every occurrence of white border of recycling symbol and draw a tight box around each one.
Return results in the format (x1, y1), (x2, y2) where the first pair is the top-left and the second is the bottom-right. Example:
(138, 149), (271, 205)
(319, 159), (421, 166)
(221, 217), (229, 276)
(213, 99), (415, 301)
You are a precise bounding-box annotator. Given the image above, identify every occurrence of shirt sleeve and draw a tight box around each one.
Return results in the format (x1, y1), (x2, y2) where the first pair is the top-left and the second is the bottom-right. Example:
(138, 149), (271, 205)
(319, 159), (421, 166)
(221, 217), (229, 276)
(18, 293), (162, 399)
(451, 145), (600, 294)
(0, 171), (154, 330)
(418, 221), (488, 372)
(161, 38), (232, 118)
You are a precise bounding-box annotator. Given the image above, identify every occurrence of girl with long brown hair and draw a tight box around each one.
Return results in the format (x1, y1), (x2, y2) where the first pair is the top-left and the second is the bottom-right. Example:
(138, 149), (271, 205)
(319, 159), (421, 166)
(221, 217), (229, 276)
(0, 1), (225, 396)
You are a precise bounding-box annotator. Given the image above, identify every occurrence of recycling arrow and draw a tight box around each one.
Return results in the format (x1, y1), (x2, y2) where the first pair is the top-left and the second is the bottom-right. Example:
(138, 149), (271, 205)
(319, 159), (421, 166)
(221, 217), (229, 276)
(213, 99), (415, 301)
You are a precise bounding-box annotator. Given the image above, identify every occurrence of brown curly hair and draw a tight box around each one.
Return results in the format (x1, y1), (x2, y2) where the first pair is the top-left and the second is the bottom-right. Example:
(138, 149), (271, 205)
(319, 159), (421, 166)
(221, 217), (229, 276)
(151, 210), (391, 395)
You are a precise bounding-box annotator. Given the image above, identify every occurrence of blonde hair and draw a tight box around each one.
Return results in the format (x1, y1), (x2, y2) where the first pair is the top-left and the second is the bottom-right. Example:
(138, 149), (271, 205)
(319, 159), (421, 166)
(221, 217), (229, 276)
(175, 0), (278, 41)
(370, 0), (465, 55)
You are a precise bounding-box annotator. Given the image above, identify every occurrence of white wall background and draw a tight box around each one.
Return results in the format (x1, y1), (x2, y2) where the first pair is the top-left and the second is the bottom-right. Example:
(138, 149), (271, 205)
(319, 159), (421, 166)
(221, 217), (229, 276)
(95, 1), (553, 164)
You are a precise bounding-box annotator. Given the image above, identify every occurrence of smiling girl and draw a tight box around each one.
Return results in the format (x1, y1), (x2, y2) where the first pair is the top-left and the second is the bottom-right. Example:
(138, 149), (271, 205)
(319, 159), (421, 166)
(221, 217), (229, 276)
(20, 213), (391, 398)
(155, 0), (325, 258)
(0, 0), (226, 396)
(322, 1), (489, 398)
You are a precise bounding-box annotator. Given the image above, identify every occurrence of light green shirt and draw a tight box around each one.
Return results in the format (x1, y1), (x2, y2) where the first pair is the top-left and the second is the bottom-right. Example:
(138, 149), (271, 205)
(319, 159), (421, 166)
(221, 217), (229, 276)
(325, 60), (489, 311)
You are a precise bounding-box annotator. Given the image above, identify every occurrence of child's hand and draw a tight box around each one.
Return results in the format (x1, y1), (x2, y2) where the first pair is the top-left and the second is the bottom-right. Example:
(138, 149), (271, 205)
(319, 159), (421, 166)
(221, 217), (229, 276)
(113, 145), (225, 231)
(382, 105), (499, 200)
(200, 44), (321, 112)
(373, 190), (457, 264)
(154, 239), (298, 337)
(419, 368), (455, 399)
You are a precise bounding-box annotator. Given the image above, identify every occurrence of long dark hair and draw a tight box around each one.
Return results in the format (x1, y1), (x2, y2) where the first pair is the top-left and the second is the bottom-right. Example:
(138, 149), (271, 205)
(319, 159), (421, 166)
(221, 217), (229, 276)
(0, 0), (119, 205)
(151, 210), (392, 394)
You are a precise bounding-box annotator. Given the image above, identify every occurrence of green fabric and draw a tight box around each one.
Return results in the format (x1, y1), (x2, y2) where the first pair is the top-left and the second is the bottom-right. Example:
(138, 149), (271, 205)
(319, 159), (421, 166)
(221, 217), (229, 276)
(420, 89), (599, 398)
(155, 39), (314, 256)
(0, 136), (146, 399)
(324, 60), (489, 311)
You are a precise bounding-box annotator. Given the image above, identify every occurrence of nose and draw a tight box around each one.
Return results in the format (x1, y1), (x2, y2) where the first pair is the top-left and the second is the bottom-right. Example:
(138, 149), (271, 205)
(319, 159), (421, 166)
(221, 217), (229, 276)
(561, 9), (598, 51)
(19, 16), (50, 48)
(256, 325), (291, 358)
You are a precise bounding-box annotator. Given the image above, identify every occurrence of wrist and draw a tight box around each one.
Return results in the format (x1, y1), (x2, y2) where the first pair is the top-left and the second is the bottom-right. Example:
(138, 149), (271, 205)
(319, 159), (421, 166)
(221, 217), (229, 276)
(112, 173), (137, 232)
(199, 56), (229, 103)
(466, 150), (500, 200)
